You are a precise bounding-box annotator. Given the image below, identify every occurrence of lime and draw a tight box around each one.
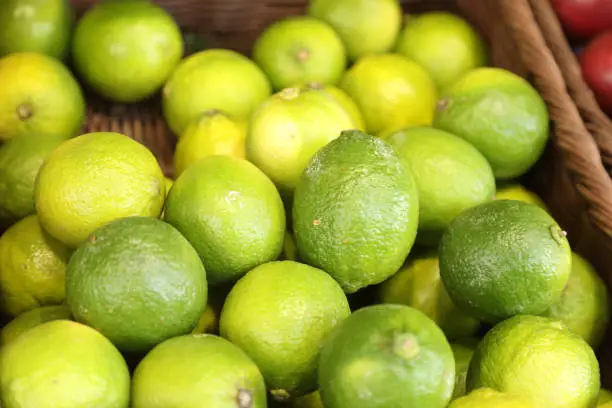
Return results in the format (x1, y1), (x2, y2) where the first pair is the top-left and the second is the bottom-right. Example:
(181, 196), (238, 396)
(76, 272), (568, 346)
(378, 252), (480, 341)
(72, 0), (183, 103)
(449, 388), (538, 408)
(495, 183), (547, 210)
(191, 287), (228, 335)
(599, 389), (612, 405)
(395, 12), (487, 90)
(219, 261), (351, 400)
(0, 320), (130, 407)
(132, 334), (267, 408)
(164, 176), (174, 197)
(293, 130), (419, 293)
(0, 0), (73, 59)
(294, 391), (324, 408)
(305, 82), (366, 131)
(253, 16), (346, 91)
(35, 132), (166, 248)
(165, 155), (286, 285)
(433, 67), (549, 179)
(0, 215), (71, 317)
(0, 52), (85, 141)
(279, 231), (300, 262)
(308, 0), (402, 61)
(0, 305), (72, 346)
(439, 200), (572, 323)
(451, 343), (475, 399)
(339, 53), (438, 135)
(466, 315), (600, 408)
(384, 126), (495, 245)
(318, 304), (455, 408)
(163, 49), (271, 136)
(174, 110), (247, 177)
(66, 216), (207, 353)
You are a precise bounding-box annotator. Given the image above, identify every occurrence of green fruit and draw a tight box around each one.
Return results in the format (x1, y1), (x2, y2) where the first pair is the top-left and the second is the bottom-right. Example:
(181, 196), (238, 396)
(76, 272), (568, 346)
(598, 389), (612, 405)
(495, 183), (547, 210)
(384, 126), (495, 245)
(165, 155), (286, 285)
(72, 0), (183, 103)
(433, 67), (549, 179)
(305, 83), (366, 131)
(253, 16), (346, 91)
(451, 343), (475, 400)
(66, 216), (208, 353)
(293, 130), (419, 293)
(449, 388), (538, 408)
(318, 304), (455, 408)
(132, 334), (267, 408)
(0, 305), (72, 346)
(220, 261), (351, 399)
(294, 391), (325, 408)
(439, 200), (572, 323)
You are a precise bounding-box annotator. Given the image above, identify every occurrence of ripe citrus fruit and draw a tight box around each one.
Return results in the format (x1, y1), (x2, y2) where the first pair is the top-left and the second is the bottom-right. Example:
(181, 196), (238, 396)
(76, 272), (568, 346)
(174, 110), (247, 177)
(433, 67), (549, 179)
(253, 16), (346, 91)
(378, 252), (481, 341)
(451, 343), (475, 400)
(72, 0), (183, 103)
(384, 126), (495, 245)
(163, 49), (271, 136)
(0, 215), (71, 317)
(448, 388), (538, 408)
(0, 320), (130, 408)
(65, 216), (208, 353)
(0, 305), (71, 346)
(35, 132), (166, 248)
(543, 252), (610, 349)
(165, 155), (286, 285)
(466, 315), (600, 408)
(439, 200), (572, 323)
(219, 261), (351, 400)
(279, 231), (300, 262)
(132, 334), (267, 408)
(295, 391), (324, 408)
(395, 12), (487, 90)
(305, 82), (366, 131)
(293, 130), (419, 293)
(599, 389), (612, 405)
(0, 132), (66, 224)
(495, 183), (547, 210)
(308, 0), (402, 61)
(0, 52), (85, 141)
(318, 304), (455, 408)
(246, 86), (357, 198)
(0, 0), (73, 59)
(339, 53), (438, 135)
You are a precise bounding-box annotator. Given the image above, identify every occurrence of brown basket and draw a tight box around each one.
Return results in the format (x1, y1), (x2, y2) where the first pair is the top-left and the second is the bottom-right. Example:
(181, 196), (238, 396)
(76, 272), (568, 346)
(72, 0), (612, 382)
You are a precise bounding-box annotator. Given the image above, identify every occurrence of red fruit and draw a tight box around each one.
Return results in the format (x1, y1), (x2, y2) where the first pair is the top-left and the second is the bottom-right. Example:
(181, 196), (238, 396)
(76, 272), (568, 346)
(552, 0), (612, 39)
(580, 31), (612, 113)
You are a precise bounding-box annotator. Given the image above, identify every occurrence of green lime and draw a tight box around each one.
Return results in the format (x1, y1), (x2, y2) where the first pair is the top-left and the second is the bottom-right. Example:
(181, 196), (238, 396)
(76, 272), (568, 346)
(395, 12), (487, 90)
(0, 320), (130, 407)
(253, 16), (346, 91)
(219, 261), (351, 400)
(293, 130), (419, 293)
(433, 67), (549, 179)
(495, 183), (547, 210)
(466, 315), (600, 408)
(384, 126), (495, 245)
(279, 231), (300, 262)
(451, 343), (475, 400)
(35, 132), (166, 248)
(0, 305), (72, 346)
(72, 0), (183, 103)
(165, 155), (286, 285)
(449, 388), (538, 408)
(132, 334), (267, 408)
(163, 49), (271, 136)
(66, 217), (207, 353)
(305, 82), (366, 131)
(318, 304), (455, 408)
(294, 391), (324, 408)
(439, 200), (572, 323)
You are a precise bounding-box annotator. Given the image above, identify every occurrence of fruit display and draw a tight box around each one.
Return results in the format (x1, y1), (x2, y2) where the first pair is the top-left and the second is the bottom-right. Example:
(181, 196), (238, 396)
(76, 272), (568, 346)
(0, 0), (609, 407)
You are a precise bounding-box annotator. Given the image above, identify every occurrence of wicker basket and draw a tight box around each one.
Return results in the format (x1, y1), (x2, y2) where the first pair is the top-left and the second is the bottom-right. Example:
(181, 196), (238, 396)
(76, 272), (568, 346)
(72, 0), (612, 381)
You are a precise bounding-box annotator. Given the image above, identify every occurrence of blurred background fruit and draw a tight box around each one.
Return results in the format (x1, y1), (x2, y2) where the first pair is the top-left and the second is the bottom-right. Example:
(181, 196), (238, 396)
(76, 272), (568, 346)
(580, 31), (612, 115)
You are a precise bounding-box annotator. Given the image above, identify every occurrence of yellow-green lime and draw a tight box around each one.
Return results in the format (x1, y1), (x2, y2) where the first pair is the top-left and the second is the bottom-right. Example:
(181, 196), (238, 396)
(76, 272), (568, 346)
(0, 305), (72, 346)
(191, 287), (228, 335)
(35, 132), (166, 248)
(384, 126), (495, 245)
(395, 12), (487, 90)
(132, 334), (267, 408)
(433, 67), (549, 179)
(378, 252), (480, 341)
(174, 110), (247, 177)
(439, 200), (572, 323)
(308, 0), (402, 61)
(451, 343), (475, 400)
(279, 231), (300, 262)
(304, 82), (366, 131)
(318, 304), (455, 408)
(0, 215), (71, 317)
(601, 403), (612, 408)
(220, 261), (351, 400)
(599, 389), (612, 405)
(449, 388), (538, 408)
(339, 53), (438, 135)
(0, 320), (130, 408)
(163, 49), (271, 136)
(295, 391), (324, 408)
(496, 183), (547, 210)
(0, 52), (85, 141)
(253, 16), (346, 91)
(164, 176), (174, 197)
